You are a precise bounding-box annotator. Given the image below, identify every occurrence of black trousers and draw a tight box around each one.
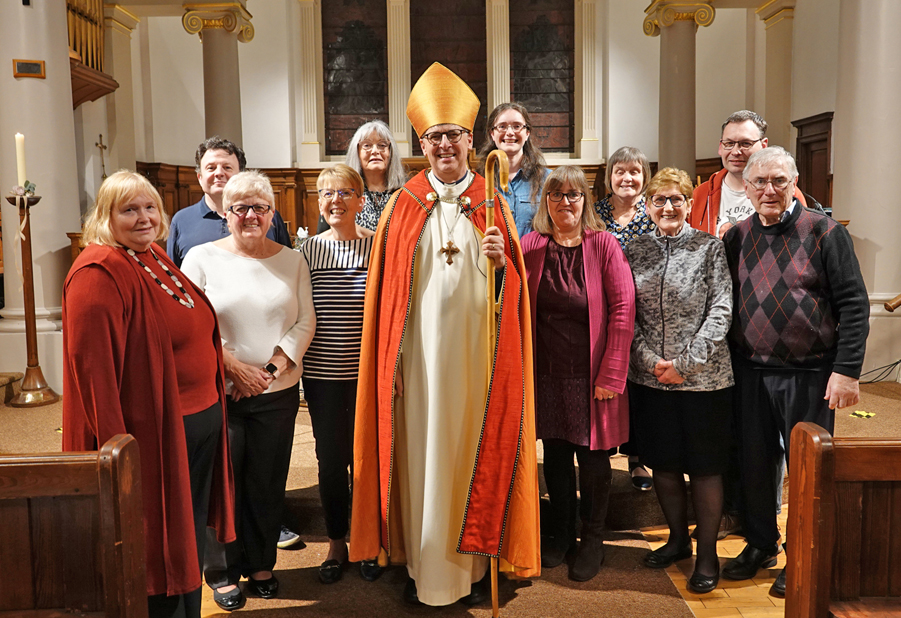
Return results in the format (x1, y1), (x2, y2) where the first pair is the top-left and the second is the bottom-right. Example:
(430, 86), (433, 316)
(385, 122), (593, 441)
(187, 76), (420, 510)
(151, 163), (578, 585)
(542, 439), (612, 543)
(205, 386), (299, 587)
(148, 402), (222, 618)
(733, 356), (834, 551)
(303, 377), (356, 540)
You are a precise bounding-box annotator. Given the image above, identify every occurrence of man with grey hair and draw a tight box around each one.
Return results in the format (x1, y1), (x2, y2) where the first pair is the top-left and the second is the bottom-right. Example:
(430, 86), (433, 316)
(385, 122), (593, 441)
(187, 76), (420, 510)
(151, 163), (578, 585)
(721, 146), (869, 596)
(691, 110), (807, 238)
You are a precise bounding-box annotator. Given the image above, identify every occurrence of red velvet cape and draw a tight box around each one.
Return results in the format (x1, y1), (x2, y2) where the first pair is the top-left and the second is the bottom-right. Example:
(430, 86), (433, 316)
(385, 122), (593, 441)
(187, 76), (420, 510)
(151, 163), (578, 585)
(62, 243), (235, 597)
(349, 170), (540, 576)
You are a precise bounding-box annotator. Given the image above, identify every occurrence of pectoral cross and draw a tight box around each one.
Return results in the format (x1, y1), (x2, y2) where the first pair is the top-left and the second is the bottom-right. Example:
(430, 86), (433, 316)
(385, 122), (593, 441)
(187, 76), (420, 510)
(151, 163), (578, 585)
(440, 240), (460, 264)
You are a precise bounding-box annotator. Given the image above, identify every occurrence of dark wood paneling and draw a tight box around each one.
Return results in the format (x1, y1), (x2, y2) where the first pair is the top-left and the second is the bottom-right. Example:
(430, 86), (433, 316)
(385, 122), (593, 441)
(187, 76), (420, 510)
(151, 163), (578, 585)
(832, 482), (862, 600)
(0, 499), (35, 610)
(0, 435), (146, 617)
(793, 112), (833, 208)
(860, 482), (892, 597)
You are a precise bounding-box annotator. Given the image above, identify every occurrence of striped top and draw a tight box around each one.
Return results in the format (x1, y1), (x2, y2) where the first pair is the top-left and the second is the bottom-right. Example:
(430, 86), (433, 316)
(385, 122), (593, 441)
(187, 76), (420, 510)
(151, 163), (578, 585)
(300, 235), (373, 380)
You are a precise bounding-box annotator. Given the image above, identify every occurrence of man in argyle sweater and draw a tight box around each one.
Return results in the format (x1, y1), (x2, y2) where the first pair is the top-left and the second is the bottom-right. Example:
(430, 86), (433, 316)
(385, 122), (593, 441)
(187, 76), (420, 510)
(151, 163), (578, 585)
(721, 146), (869, 596)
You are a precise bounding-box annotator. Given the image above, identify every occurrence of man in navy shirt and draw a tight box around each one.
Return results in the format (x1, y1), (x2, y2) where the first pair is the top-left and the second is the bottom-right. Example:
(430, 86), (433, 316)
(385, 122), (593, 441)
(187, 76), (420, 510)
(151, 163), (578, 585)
(167, 137), (292, 267)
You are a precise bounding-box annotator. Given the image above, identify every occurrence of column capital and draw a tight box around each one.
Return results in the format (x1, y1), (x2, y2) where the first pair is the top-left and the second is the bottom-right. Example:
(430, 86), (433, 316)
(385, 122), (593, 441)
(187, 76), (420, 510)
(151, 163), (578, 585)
(643, 1), (715, 37)
(103, 5), (140, 35)
(755, 0), (794, 29)
(182, 2), (254, 43)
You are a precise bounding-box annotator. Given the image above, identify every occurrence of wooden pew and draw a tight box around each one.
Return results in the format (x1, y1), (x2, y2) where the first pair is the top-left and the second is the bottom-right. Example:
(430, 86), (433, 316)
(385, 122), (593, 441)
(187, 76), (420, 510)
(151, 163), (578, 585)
(0, 434), (147, 618)
(786, 422), (901, 617)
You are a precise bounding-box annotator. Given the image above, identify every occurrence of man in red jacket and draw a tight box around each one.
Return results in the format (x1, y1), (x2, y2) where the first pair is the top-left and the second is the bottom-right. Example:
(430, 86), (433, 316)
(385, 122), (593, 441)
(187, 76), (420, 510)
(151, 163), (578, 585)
(691, 110), (805, 238)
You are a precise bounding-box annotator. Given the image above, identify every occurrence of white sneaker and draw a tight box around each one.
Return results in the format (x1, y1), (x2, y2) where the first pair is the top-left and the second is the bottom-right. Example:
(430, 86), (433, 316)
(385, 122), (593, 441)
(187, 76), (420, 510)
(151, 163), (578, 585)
(277, 525), (303, 549)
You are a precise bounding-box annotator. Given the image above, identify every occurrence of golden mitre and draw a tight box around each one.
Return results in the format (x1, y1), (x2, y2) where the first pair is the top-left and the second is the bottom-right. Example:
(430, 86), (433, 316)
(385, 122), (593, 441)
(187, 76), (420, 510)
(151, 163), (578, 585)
(406, 62), (480, 137)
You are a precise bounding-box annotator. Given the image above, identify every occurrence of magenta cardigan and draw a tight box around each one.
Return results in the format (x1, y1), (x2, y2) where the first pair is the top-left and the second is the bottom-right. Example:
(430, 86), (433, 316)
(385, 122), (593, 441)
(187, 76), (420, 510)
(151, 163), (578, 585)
(521, 229), (636, 450)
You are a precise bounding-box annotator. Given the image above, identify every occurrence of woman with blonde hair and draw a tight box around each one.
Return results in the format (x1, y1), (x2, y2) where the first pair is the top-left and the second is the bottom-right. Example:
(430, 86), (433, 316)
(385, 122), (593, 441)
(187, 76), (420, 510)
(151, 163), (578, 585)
(300, 164), (378, 584)
(627, 168), (733, 594)
(522, 165), (635, 581)
(63, 170), (235, 618)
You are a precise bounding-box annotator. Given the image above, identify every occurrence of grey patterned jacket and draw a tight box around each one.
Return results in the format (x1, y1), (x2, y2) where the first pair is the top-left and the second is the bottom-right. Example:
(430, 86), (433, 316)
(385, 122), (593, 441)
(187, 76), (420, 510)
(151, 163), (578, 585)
(624, 223), (734, 391)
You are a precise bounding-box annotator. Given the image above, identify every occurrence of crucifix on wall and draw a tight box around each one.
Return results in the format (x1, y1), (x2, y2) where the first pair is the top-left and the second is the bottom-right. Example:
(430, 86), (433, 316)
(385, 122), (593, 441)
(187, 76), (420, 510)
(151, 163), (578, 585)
(95, 134), (108, 180)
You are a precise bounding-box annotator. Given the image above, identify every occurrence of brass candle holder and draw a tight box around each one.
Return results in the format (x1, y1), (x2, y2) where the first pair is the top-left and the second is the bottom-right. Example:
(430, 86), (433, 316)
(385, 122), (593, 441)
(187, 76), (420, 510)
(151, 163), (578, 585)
(4, 194), (61, 407)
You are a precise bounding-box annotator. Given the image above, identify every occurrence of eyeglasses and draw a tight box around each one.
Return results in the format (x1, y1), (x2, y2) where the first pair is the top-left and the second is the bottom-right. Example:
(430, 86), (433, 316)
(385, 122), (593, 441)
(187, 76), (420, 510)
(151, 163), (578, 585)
(720, 139), (763, 151)
(421, 129), (469, 145)
(548, 191), (585, 203)
(360, 142), (390, 152)
(650, 195), (688, 208)
(318, 188), (357, 200)
(492, 123), (528, 134)
(748, 177), (792, 192)
(229, 203), (272, 216)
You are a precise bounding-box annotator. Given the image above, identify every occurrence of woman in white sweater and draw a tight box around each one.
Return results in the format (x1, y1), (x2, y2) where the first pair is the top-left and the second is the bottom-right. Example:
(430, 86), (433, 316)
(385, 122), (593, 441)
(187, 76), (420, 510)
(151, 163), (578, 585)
(181, 171), (315, 610)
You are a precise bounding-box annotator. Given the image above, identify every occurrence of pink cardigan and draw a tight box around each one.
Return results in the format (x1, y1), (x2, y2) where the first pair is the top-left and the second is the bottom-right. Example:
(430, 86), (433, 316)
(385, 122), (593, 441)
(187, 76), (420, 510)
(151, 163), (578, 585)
(521, 229), (635, 450)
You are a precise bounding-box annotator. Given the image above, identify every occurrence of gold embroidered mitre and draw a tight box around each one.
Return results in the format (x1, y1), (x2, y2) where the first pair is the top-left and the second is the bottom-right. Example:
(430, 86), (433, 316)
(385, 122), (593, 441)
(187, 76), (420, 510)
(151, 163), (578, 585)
(406, 63), (480, 137)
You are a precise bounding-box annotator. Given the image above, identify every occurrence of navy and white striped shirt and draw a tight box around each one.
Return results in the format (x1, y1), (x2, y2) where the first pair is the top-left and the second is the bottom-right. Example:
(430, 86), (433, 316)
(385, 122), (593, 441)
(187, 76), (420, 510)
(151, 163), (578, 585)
(300, 235), (373, 380)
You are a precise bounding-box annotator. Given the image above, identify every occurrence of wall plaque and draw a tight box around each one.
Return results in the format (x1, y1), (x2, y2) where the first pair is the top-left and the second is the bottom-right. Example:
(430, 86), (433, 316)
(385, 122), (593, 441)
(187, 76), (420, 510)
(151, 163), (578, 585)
(13, 59), (45, 79)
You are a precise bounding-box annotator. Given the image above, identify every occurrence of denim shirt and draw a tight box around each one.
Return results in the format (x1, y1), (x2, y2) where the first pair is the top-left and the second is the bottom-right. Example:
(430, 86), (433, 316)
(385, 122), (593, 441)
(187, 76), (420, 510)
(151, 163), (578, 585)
(498, 167), (549, 239)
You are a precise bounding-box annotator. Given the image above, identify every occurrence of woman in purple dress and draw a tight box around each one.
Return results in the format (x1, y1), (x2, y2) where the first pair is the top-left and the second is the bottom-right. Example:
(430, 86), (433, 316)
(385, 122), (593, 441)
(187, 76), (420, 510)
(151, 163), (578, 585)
(521, 165), (635, 582)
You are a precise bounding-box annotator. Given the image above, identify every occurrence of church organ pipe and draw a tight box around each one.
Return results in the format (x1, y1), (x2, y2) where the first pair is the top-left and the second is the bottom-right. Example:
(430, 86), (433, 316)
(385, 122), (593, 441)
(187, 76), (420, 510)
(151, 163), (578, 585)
(66, 0), (104, 73)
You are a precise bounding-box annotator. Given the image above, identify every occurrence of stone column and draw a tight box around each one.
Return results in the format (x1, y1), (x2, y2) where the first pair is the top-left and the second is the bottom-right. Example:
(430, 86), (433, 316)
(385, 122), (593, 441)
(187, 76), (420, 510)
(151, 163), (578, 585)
(103, 5), (140, 171)
(644, 1), (715, 177)
(832, 0), (901, 373)
(756, 0), (795, 149)
(486, 0), (510, 114)
(296, 0), (323, 164)
(182, 3), (254, 146)
(0, 1), (84, 388)
(575, 0), (599, 160)
(387, 0), (412, 157)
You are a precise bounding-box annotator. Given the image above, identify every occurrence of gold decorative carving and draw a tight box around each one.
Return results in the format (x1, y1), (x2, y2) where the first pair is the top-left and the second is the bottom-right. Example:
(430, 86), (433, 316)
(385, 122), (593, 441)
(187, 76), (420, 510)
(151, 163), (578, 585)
(643, 1), (715, 37)
(182, 3), (254, 43)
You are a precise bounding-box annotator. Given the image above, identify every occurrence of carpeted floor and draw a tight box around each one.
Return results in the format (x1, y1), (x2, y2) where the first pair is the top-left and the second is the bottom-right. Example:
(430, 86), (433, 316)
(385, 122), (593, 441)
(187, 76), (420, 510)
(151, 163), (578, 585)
(2, 376), (899, 617)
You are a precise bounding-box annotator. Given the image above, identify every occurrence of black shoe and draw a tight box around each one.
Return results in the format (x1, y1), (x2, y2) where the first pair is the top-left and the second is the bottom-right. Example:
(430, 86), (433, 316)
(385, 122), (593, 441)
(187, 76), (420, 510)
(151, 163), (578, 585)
(318, 558), (346, 584)
(360, 559), (383, 582)
(770, 567), (786, 597)
(246, 575), (279, 599)
(569, 537), (605, 582)
(687, 567), (720, 594)
(403, 578), (422, 605)
(629, 462), (653, 491)
(643, 542), (692, 569)
(212, 586), (245, 611)
(459, 574), (489, 606)
(541, 535), (575, 568)
(722, 544), (778, 581)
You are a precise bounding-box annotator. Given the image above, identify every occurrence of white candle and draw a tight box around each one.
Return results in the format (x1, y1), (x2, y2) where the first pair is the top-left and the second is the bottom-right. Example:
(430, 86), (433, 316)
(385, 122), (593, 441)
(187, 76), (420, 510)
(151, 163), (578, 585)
(15, 133), (26, 187)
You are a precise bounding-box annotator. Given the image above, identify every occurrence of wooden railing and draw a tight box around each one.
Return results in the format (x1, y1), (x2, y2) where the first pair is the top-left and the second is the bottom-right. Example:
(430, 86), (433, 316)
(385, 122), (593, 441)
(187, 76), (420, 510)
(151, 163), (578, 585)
(67, 0), (104, 72)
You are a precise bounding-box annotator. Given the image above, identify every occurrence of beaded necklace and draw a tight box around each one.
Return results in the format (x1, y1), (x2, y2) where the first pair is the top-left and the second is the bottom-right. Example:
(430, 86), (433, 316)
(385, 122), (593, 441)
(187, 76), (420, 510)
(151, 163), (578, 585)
(126, 248), (195, 309)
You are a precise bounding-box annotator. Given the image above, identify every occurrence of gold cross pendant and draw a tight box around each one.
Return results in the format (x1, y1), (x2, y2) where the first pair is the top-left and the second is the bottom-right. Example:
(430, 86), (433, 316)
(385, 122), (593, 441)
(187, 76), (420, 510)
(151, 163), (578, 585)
(440, 240), (460, 264)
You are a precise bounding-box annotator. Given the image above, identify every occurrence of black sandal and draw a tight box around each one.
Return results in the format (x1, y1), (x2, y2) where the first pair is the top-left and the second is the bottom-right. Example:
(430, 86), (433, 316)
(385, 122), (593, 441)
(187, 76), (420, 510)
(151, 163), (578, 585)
(629, 461), (654, 491)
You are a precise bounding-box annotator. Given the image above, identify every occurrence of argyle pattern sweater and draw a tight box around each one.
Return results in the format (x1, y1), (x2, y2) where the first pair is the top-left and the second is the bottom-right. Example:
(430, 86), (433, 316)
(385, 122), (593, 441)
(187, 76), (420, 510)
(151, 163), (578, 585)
(723, 203), (869, 378)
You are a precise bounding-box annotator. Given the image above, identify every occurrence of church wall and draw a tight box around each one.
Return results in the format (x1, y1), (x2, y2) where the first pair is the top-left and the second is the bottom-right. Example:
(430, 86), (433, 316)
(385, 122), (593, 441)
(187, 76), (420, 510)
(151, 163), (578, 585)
(696, 9), (748, 161)
(791, 0), (839, 126)
(238, 0), (294, 168)
(604, 0), (659, 162)
(147, 16), (205, 166)
(73, 100), (109, 216)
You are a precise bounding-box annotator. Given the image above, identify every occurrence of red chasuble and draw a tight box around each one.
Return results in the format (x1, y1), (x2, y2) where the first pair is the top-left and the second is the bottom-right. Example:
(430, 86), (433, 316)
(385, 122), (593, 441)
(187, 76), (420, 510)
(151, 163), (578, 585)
(349, 170), (540, 577)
